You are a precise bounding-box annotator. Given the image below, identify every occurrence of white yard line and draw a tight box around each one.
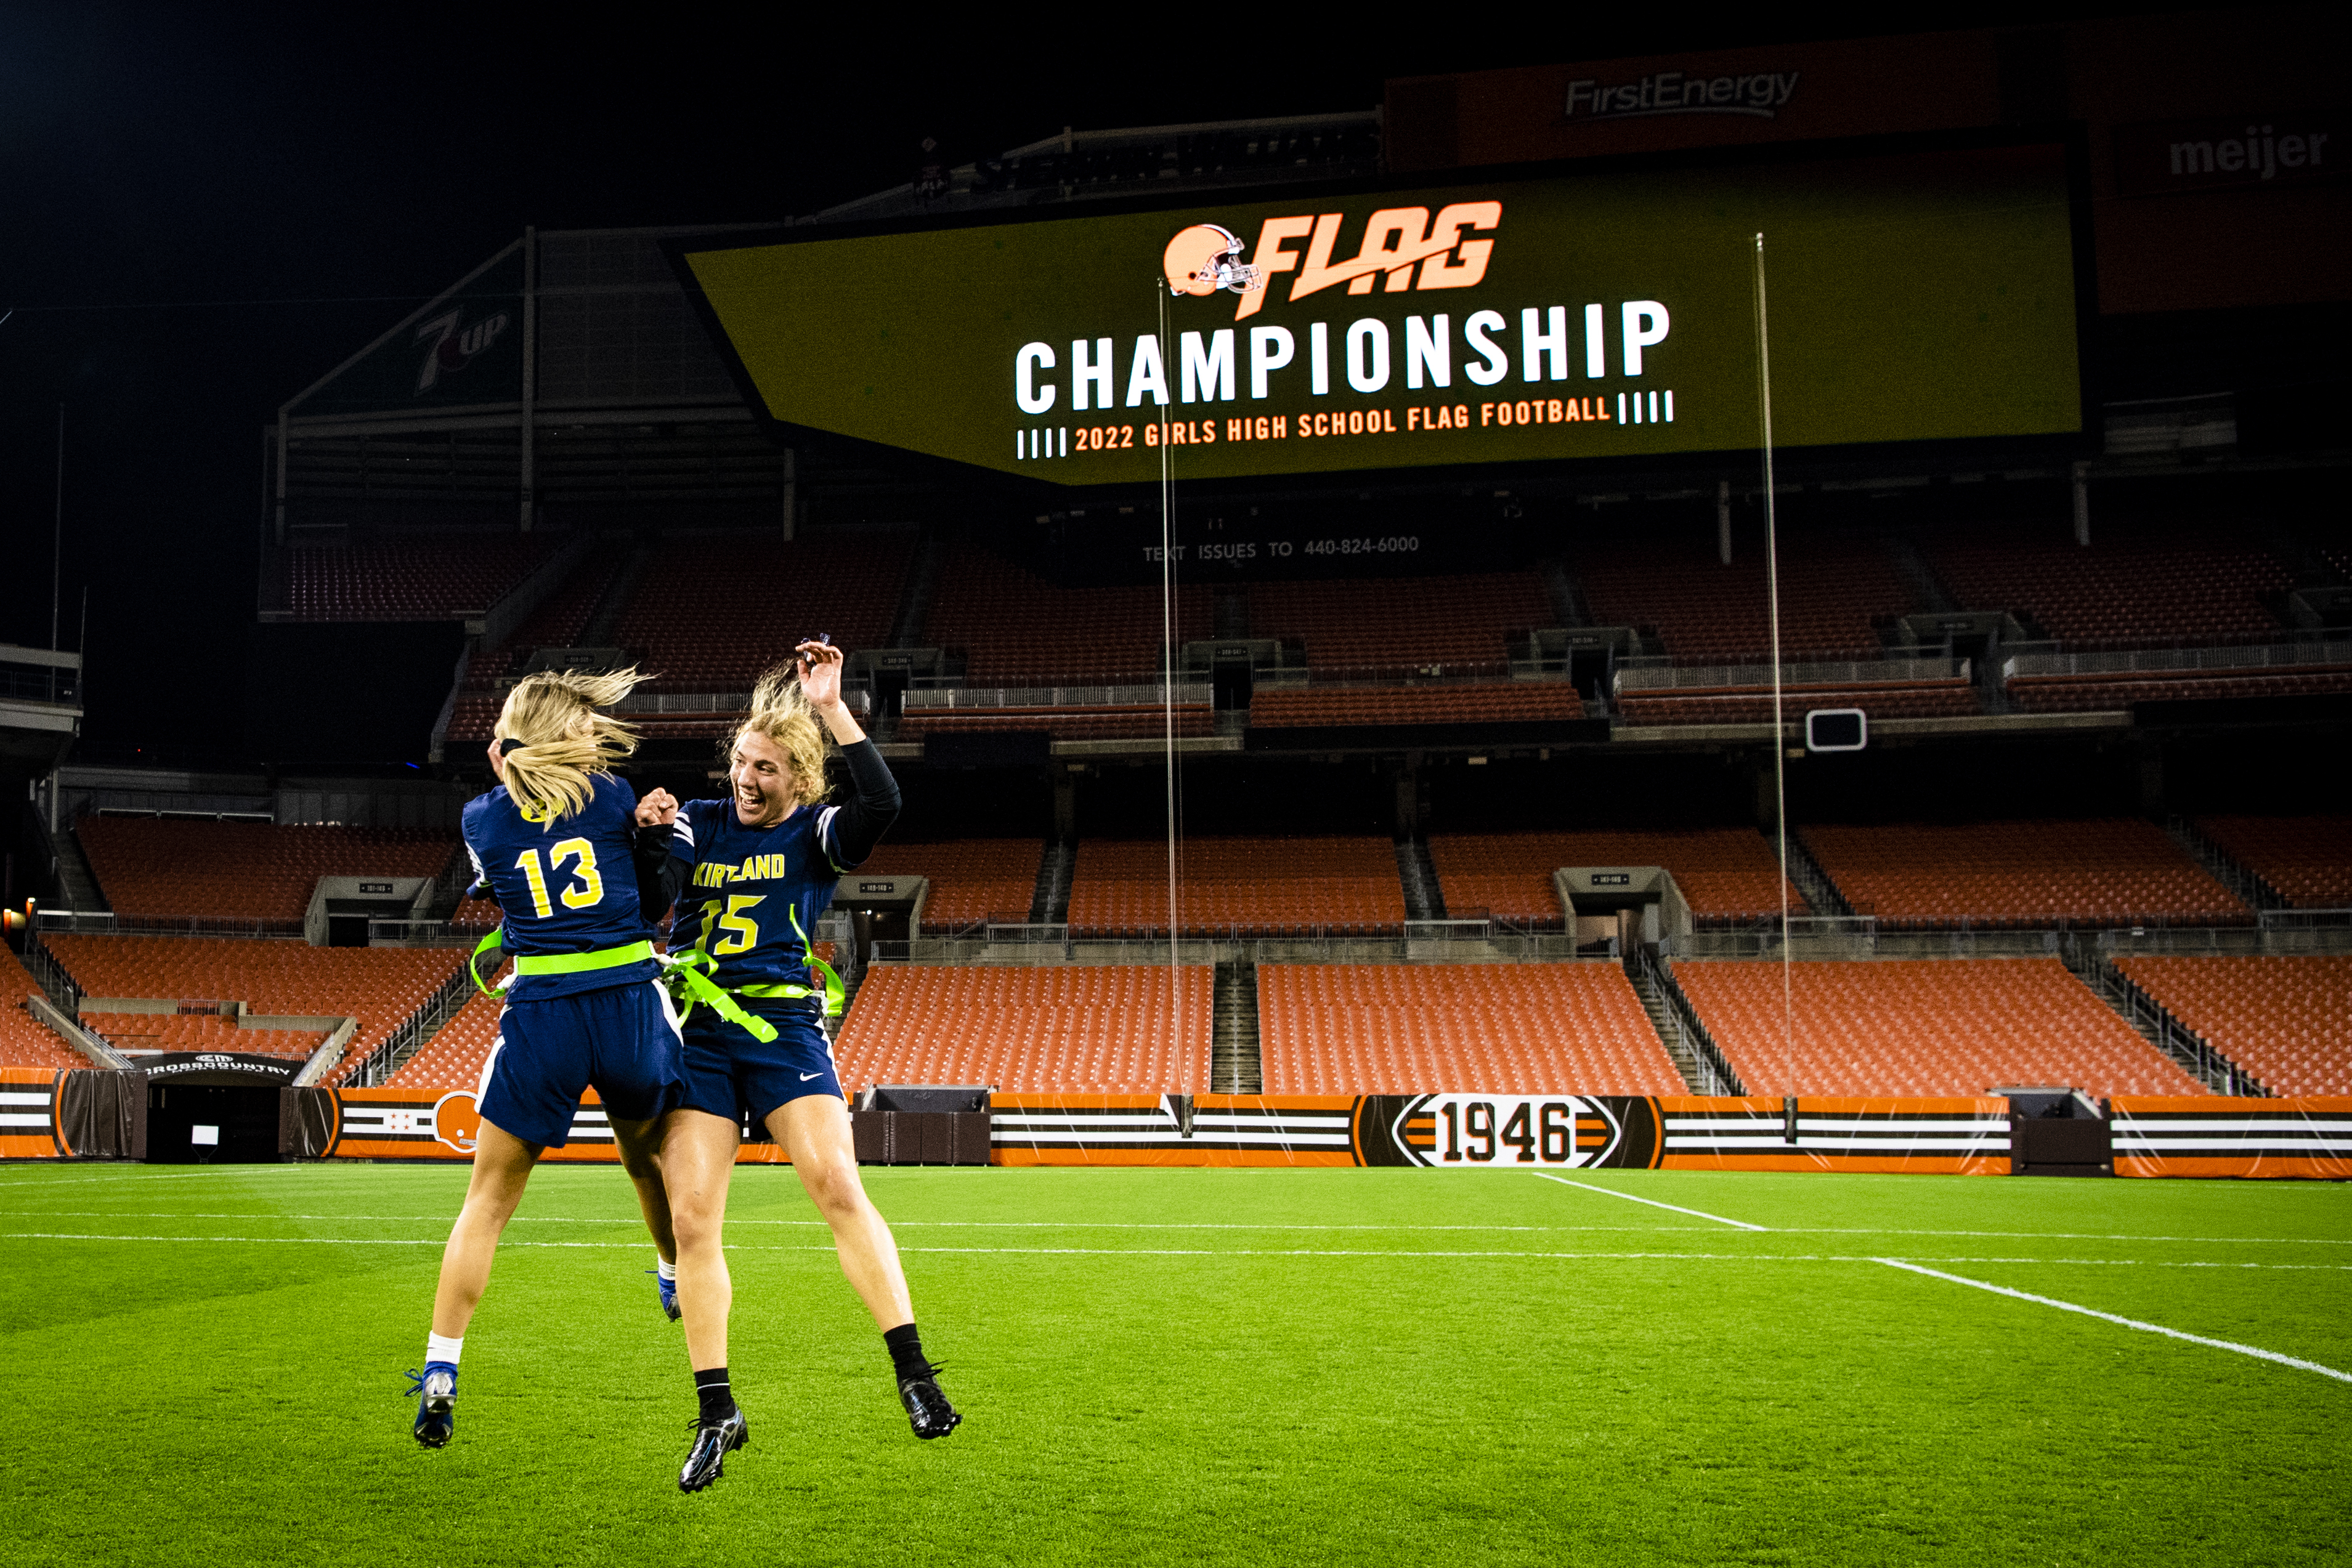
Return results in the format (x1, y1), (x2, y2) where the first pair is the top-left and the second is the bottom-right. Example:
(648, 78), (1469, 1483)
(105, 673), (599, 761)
(1531, 1173), (1769, 1231)
(12, 1231), (2342, 1272)
(6, 1211), (2344, 1247)
(0, 1167), (310, 1186)
(1875, 1259), (2352, 1383)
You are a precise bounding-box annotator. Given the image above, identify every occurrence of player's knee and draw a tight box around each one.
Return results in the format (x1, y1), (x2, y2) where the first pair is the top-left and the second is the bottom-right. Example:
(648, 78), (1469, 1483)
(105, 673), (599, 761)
(805, 1158), (867, 1218)
(668, 1191), (725, 1250)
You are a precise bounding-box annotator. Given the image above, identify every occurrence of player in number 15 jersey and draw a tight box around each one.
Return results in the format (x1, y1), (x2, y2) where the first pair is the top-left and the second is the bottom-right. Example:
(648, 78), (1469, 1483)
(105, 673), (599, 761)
(632, 641), (959, 1490)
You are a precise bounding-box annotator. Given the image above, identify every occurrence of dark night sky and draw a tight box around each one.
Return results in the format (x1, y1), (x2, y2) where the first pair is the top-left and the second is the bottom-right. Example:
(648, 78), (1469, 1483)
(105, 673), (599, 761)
(0, 3), (2186, 768)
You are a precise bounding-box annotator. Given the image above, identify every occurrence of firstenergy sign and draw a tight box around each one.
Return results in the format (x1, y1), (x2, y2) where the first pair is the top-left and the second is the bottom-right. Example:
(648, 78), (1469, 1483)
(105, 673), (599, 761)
(677, 144), (2082, 483)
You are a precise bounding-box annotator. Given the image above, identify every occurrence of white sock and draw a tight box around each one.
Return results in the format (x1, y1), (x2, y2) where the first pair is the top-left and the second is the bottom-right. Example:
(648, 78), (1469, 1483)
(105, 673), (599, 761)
(426, 1332), (464, 1367)
(657, 1257), (677, 1282)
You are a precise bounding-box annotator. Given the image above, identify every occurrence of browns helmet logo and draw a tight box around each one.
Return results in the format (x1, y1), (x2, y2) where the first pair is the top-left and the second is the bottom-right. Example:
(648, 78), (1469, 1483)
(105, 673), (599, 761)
(1163, 224), (1263, 297)
(432, 1090), (483, 1154)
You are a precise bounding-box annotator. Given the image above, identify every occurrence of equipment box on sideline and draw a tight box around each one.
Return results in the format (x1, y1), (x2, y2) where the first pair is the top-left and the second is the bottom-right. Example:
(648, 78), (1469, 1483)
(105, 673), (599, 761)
(853, 1111), (991, 1166)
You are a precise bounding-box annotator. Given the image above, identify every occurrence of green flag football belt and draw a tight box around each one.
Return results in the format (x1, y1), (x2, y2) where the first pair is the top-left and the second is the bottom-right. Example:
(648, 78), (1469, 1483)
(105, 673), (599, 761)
(468, 919), (843, 1050)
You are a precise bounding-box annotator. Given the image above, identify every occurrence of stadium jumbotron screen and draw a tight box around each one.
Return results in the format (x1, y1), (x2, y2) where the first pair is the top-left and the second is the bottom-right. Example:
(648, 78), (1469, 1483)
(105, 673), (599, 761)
(676, 139), (2083, 485)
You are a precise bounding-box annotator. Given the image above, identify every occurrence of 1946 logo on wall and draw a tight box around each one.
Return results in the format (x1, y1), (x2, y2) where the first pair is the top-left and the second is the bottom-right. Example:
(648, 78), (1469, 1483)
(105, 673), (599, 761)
(1393, 1093), (1624, 1168)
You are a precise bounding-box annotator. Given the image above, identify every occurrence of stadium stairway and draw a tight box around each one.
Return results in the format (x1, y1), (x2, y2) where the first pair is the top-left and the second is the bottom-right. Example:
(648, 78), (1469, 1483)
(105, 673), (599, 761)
(1213, 960), (1263, 1093)
(1626, 952), (1741, 1094)
(49, 826), (106, 914)
(1031, 842), (1075, 923)
(1395, 839), (1445, 920)
(574, 544), (652, 649)
(2073, 948), (2261, 1094)
(1774, 830), (1854, 918)
(1883, 535), (1960, 616)
(2163, 818), (2288, 913)
(886, 528), (946, 648)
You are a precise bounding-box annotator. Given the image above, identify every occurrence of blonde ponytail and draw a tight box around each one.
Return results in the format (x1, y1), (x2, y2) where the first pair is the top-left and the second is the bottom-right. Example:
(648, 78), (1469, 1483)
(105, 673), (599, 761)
(495, 667), (651, 825)
(727, 662), (832, 805)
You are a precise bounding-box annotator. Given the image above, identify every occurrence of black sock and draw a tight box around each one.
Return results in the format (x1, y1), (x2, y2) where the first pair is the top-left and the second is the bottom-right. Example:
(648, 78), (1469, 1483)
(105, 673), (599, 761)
(694, 1367), (735, 1425)
(883, 1323), (932, 1383)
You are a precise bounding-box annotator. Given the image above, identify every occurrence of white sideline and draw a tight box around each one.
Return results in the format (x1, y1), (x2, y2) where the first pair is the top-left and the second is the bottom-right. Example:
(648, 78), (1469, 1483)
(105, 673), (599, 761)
(5, 1232), (2349, 1274)
(2, 1211), (2345, 1247)
(1875, 1258), (2352, 1384)
(1532, 1173), (1769, 1231)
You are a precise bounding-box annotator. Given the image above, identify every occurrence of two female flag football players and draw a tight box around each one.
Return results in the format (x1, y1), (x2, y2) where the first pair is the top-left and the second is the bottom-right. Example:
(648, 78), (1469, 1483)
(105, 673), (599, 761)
(412, 645), (955, 1492)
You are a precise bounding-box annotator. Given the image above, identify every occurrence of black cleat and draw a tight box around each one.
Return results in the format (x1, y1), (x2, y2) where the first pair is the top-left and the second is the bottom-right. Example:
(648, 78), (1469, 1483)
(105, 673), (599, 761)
(678, 1409), (748, 1492)
(407, 1364), (457, 1448)
(899, 1369), (962, 1439)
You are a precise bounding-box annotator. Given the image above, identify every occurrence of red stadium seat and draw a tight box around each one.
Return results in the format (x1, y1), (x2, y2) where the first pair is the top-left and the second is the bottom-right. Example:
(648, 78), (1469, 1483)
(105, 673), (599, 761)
(1257, 963), (1684, 1094)
(1676, 957), (2204, 1097)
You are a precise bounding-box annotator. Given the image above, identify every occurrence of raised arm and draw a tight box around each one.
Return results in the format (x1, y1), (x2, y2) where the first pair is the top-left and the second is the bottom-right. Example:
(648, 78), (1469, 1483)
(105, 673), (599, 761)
(800, 641), (899, 867)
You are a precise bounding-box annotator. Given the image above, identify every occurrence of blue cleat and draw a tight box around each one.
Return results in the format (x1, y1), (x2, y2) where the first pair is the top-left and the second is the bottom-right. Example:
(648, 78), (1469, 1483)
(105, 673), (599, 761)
(408, 1362), (458, 1448)
(647, 1268), (680, 1322)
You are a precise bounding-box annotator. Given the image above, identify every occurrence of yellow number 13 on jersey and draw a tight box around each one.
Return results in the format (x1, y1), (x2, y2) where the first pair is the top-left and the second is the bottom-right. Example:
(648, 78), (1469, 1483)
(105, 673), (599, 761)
(514, 838), (604, 919)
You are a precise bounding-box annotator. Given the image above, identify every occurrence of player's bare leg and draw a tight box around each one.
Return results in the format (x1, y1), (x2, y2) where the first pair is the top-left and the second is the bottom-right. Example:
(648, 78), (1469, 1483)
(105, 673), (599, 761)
(660, 1108), (748, 1490)
(613, 1117), (681, 1319)
(411, 1118), (541, 1447)
(431, 1119), (543, 1338)
(772, 1094), (959, 1437)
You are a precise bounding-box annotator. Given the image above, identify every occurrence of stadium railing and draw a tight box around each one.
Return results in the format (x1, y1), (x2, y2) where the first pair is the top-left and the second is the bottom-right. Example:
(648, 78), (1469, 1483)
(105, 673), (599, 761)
(1613, 653), (1978, 724)
(1633, 947), (1744, 1095)
(341, 961), (477, 1088)
(2075, 954), (2260, 1095)
(35, 910), (304, 939)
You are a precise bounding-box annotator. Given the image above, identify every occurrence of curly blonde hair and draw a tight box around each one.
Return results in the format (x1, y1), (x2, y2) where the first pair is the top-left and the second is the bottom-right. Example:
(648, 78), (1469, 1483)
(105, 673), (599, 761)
(494, 668), (649, 825)
(726, 662), (832, 806)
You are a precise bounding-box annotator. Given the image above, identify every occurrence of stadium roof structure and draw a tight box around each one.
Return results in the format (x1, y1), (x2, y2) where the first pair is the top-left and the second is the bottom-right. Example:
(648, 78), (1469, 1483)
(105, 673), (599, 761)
(259, 111), (1383, 554)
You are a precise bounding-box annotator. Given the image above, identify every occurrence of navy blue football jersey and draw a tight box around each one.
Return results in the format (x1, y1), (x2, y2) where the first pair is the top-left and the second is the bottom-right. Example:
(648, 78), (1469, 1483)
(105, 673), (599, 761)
(463, 772), (660, 1001)
(667, 797), (857, 993)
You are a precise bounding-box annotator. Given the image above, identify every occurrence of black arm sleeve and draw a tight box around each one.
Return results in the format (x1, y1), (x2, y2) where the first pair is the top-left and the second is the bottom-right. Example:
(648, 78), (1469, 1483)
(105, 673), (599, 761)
(635, 820), (688, 922)
(827, 738), (901, 868)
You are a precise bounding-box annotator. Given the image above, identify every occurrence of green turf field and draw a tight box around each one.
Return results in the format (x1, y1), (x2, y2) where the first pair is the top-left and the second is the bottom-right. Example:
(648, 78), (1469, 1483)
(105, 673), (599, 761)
(2, 1162), (2346, 1567)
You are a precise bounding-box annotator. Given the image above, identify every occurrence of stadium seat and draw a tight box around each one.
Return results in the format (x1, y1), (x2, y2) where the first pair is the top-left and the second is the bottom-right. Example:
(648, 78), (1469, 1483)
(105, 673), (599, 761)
(925, 547), (1211, 684)
(384, 991), (505, 1091)
(851, 839), (1045, 931)
(615, 535), (915, 692)
(1571, 535), (1909, 664)
(897, 700), (1212, 743)
(1257, 963), (1684, 1094)
(1799, 819), (2250, 927)
(1929, 522), (2289, 649)
(833, 965), (1210, 1093)
(2005, 668), (2352, 713)
(1246, 573), (1547, 676)
(276, 536), (562, 623)
(81, 1012), (327, 1059)
(1427, 830), (1806, 925)
(76, 818), (459, 926)
(41, 936), (471, 1084)
(1249, 682), (1583, 727)
(1673, 956), (2205, 1097)
(2191, 815), (2352, 908)
(1616, 677), (1979, 725)
(1, 948), (86, 1070)
(2112, 955), (2352, 1097)
(1066, 836), (1405, 935)
(466, 554), (628, 682)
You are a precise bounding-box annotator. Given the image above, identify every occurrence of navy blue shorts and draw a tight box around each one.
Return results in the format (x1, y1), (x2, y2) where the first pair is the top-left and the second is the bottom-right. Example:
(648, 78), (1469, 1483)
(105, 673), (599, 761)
(477, 980), (686, 1149)
(679, 1005), (841, 1130)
